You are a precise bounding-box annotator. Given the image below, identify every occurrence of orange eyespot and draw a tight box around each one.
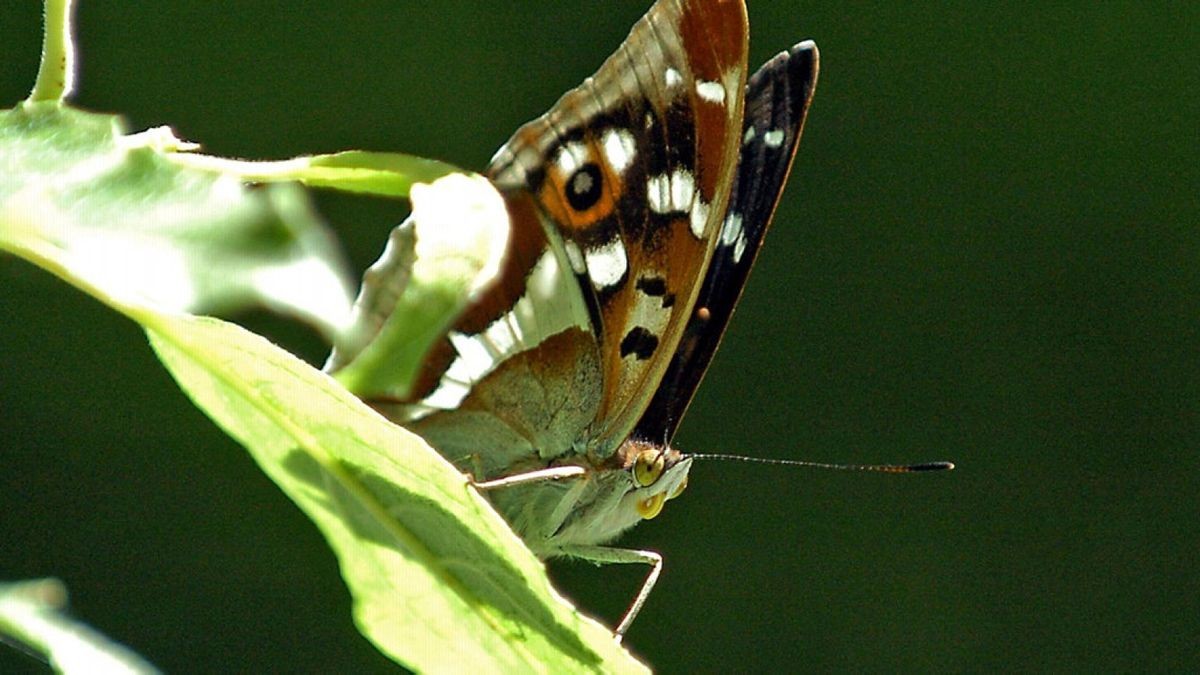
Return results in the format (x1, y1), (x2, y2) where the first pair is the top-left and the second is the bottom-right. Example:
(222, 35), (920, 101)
(668, 475), (688, 500)
(637, 492), (666, 520)
(537, 138), (624, 233)
(632, 451), (666, 487)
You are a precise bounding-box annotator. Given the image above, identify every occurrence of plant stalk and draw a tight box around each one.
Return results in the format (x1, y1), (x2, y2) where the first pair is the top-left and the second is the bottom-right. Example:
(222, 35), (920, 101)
(28, 0), (77, 103)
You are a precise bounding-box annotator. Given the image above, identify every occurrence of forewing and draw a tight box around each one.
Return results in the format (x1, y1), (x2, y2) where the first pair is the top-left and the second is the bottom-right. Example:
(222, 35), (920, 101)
(487, 0), (750, 459)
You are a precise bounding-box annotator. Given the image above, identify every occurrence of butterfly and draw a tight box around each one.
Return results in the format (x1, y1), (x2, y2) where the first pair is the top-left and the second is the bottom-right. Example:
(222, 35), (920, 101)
(375, 0), (817, 637)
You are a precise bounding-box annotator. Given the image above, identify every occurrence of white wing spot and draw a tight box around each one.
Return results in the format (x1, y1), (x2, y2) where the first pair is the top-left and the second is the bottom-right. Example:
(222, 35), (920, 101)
(733, 230), (748, 264)
(665, 67), (683, 88)
(647, 173), (670, 214)
(743, 126), (756, 144)
(696, 80), (726, 104)
(720, 212), (743, 247)
(690, 198), (710, 239)
(648, 169), (697, 215)
(763, 129), (785, 148)
(585, 237), (628, 290)
(602, 128), (636, 174)
(555, 141), (588, 175)
(670, 169), (695, 213)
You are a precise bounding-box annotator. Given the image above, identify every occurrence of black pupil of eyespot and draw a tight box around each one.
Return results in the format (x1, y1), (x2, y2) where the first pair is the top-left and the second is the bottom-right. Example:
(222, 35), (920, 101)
(566, 163), (602, 211)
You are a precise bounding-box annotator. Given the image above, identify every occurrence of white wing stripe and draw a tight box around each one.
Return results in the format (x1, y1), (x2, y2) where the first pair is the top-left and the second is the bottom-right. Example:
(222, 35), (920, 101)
(414, 248), (592, 413)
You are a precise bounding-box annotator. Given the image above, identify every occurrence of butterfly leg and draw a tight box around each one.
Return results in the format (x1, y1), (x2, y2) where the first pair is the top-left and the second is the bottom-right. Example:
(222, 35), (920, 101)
(560, 544), (663, 641)
(470, 465), (586, 490)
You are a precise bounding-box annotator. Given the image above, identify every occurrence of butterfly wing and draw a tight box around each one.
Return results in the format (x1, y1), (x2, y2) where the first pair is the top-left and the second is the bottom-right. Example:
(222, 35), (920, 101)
(634, 41), (820, 444)
(481, 0), (751, 459)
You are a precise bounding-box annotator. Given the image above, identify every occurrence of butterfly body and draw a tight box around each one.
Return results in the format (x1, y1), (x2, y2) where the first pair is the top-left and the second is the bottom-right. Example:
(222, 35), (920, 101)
(360, 0), (818, 634)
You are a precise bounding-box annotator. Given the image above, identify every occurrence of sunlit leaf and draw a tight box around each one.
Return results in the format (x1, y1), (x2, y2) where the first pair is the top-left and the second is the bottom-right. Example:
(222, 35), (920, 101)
(141, 313), (644, 673)
(0, 103), (355, 337)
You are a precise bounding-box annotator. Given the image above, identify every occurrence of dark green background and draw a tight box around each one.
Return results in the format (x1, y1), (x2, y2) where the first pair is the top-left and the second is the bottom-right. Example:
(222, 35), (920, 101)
(2, 2), (1196, 672)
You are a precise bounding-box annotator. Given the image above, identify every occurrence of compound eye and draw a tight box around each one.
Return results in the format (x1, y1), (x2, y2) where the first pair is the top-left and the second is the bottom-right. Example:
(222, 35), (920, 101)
(632, 450), (666, 487)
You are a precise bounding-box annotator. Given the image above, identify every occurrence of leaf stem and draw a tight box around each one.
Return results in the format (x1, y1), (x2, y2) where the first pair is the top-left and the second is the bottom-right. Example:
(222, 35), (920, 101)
(28, 0), (77, 103)
(0, 579), (161, 674)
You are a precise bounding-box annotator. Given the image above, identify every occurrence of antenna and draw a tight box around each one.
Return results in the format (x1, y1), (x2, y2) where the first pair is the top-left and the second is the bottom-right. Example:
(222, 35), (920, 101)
(688, 453), (954, 473)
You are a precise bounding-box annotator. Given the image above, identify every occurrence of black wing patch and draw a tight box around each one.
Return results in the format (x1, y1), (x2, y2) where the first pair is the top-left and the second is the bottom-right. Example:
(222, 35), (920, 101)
(633, 41), (820, 444)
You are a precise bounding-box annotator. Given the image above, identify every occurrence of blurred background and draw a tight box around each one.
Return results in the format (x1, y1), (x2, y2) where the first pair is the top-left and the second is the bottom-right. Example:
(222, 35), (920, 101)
(1, 1), (1196, 672)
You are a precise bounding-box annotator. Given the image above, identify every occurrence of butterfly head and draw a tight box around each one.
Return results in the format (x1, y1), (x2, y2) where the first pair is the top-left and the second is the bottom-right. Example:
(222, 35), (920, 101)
(543, 439), (692, 550)
(614, 439), (692, 522)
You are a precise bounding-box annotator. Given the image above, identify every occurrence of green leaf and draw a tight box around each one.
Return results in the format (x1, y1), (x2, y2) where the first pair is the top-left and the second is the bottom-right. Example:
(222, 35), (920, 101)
(144, 313), (646, 673)
(0, 103), (355, 337)
(0, 579), (161, 674)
